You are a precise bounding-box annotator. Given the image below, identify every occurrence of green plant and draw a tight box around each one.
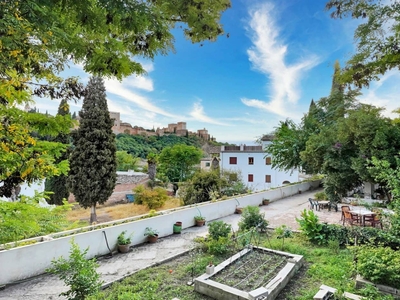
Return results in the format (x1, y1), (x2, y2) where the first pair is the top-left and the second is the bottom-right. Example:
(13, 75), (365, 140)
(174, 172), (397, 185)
(296, 209), (324, 244)
(133, 185), (168, 209)
(48, 240), (103, 300)
(275, 225), (293, 250)
(206, 236), (231, 255)
(355, 245), (400, 288)
(238, 206), (268, 232)
(144, 227), (159, 237)
(314, 191), (327, 200)
(194, 214), (205, 221)
(117, 231), (133, 245)
(359, 284), (395, 300)
(208, 221), (231, 240)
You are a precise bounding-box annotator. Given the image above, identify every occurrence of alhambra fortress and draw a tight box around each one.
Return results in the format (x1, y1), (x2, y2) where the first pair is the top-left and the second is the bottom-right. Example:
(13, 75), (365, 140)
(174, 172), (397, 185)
(109, 111), (213, 140)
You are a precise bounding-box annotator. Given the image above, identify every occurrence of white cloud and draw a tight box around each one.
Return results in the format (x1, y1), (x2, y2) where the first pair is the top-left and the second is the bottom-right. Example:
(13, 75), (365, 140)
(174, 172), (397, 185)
(189, 101), (230, 125)
(244, 3), (320, 117)
(104, 79), (179, 118)
(359, 72), (400, 118)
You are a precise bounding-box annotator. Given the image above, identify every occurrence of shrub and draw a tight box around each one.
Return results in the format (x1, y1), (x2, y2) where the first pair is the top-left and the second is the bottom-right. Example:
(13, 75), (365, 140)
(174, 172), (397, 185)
(296, 209), (325, 244)
(206, 236), (231, 255)
(314, 191), (327, 200)
(208, 221), (231, 241)
(0, 195), (71, 244)
(48, 240), (103, 300)
(355, 245), (400, 288)
(133, 185), (168, 209)
(238, 206), (268, 232)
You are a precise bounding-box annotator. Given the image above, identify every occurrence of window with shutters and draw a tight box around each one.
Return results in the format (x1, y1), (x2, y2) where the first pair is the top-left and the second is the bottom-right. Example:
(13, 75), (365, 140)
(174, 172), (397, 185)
(265, 175), (271, 183)
(229, 157), (237, 164)
(248, 174), (254, 182)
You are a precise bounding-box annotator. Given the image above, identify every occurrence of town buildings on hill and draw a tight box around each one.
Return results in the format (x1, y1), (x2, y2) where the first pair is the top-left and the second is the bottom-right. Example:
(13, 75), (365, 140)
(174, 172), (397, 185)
(109, 111), (212, 140)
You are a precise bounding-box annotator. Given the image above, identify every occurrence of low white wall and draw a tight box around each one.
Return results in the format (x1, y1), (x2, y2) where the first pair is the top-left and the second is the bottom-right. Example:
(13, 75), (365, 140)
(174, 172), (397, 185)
(0, 180), (319, 285)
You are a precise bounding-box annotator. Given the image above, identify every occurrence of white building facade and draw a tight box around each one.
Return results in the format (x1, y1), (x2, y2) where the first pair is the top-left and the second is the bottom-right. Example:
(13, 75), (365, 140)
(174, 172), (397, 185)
(219, 138), (299, 192)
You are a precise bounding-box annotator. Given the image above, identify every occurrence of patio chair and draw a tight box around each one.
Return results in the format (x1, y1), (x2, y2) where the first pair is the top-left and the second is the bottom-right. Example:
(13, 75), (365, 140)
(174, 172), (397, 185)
(343, 210), (359, 226)
(340, 206), (350, 221)
(308, 198), (320, 211)
(364, 213), (383, 229)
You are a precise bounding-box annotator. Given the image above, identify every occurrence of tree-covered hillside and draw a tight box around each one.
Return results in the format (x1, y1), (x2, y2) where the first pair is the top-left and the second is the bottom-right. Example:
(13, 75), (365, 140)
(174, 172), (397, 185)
(116, 134), (204, 158)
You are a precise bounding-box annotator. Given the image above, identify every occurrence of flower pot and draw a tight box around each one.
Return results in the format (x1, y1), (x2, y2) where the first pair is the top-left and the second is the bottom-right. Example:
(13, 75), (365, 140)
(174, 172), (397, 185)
(173, 222), (182, 234)
(195, 219), (205, 227)
(262, 199), (270, 206)
(148, 234), (158, 243)
(235, 207), (243, 214)
(118, 244), (130, 253)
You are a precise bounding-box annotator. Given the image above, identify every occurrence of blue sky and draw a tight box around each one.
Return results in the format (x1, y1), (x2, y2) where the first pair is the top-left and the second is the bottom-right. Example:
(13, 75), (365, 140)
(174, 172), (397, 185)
(34, 0), (400, 144)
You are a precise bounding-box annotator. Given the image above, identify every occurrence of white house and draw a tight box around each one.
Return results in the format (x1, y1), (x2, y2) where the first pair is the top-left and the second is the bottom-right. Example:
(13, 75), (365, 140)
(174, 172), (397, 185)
(219, 136), (299, 192)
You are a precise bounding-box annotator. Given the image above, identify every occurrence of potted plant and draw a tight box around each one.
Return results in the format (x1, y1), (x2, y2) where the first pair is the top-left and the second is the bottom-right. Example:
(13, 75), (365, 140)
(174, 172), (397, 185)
(235, 198), (243, 214)
(173, 221), (182, 234)
(194, 215), (206, 227)
(117, 230), (133, 253)
(235, 205), (243, 214)
(262, 198), (270, 206)
(144, 227), (159, 243)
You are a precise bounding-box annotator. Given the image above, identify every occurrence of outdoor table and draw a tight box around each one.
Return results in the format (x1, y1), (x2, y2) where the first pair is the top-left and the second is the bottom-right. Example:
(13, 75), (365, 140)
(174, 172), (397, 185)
(349, 209), (375, 226)
(318, 200), (330, 210)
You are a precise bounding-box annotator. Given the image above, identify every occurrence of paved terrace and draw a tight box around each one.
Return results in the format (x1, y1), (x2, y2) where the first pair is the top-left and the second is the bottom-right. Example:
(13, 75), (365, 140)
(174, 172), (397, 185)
(0, 189), (342, 300)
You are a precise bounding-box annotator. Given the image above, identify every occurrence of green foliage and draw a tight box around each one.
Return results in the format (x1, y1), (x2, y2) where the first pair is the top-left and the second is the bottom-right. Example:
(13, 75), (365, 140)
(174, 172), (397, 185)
(1, 0), (230, 198)
(68, 77), (117, 223)
(238, 206), (268, 232)
(133, 185), (168, 209)
(355, 245), (400, 288)
(144, 227), (159, 237)
(116, 134), (202, 159)
(117, 231), (133, 245)
(116, 151), (139, 171)
(0, 194), (72, 244)
(326, 0), (400, 88)
(275, 225), (293, 250)
(296, 209), (325, 244)
(205, 236), (230, 255)
(359, 284), (395, 300)
(48, 240), (103, 300)
(194, 215), (205, 221)
(44, 99), (72, 205)
(208, 221), (231, 241)
(314, 191), (327, 200)
(180, 170), (222, 205)
(158, 144), (202, 183)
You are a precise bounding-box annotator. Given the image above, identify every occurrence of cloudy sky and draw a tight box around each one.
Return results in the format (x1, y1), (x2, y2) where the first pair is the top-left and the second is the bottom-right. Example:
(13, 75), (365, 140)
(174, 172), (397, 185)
(34, 0), (400, 144)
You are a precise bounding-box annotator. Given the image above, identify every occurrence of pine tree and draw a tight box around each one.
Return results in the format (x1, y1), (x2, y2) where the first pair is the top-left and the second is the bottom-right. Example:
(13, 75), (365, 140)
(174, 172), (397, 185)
(45, 99), (71, 205)
(68, 77), (117, 223)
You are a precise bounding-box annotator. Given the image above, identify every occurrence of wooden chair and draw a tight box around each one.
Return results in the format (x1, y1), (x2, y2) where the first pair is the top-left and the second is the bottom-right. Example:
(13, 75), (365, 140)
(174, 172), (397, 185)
(364, 213), (383, 229)
(341, 206), (350, 221)
(343, 210), (359, 226)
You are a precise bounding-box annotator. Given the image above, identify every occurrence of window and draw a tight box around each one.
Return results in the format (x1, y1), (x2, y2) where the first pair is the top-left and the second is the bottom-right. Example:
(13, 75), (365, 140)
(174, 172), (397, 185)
(229, 157), (237, 165)
(265, 175), (271, 183)
(205, 162), (210, 167)
(248, 157), (254, 165)
(265, 157), (272, 165)
(248, 174), (254, 182)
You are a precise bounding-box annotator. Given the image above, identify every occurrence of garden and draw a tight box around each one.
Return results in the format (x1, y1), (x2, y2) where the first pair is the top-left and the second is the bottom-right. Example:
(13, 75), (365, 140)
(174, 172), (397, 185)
(46, 205), (400, 300)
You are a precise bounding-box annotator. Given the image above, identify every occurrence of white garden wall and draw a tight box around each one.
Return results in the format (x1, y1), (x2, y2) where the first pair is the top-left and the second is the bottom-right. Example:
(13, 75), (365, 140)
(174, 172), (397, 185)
(0, 180), (319, 285)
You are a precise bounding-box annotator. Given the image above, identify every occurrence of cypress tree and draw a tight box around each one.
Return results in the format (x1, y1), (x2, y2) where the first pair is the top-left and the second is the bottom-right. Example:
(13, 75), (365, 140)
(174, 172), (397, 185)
(68, 77), (117, 223)
(45, 99), (71, 205)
